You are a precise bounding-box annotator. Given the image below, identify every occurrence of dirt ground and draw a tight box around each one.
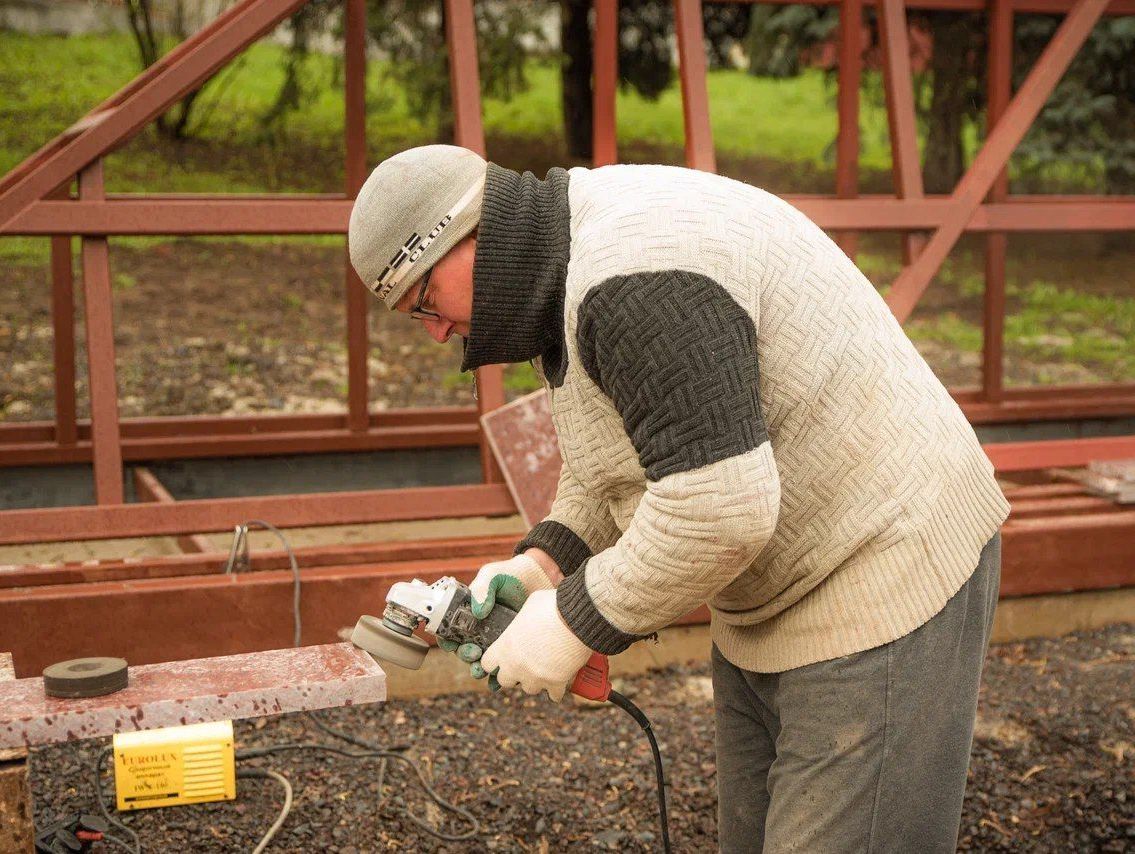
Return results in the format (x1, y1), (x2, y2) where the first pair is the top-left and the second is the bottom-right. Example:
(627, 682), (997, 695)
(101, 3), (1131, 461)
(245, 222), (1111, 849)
(27, 623), (1134, 852)
(2, 230), (1132, 426)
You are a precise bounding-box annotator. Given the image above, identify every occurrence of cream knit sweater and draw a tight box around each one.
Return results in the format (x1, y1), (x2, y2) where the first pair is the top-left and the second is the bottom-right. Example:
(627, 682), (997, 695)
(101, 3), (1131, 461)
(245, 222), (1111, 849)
(463, 163), (1010, 673)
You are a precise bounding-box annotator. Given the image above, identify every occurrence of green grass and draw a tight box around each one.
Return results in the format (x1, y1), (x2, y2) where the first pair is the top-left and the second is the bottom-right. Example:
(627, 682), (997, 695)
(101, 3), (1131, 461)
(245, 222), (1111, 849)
(3, 31), (1129, 383)
(0, 32), (897, 188)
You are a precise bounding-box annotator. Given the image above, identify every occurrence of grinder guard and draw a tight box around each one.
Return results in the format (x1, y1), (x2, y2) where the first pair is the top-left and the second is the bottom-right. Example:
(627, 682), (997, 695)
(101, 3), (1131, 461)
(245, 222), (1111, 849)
(351, 576), (517, 670)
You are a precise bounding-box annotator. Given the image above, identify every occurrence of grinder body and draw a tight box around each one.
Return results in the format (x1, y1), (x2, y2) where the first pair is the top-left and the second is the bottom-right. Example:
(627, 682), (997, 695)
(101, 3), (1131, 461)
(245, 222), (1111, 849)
(351, 576), (610, 701)
(432, 582), (517, 651)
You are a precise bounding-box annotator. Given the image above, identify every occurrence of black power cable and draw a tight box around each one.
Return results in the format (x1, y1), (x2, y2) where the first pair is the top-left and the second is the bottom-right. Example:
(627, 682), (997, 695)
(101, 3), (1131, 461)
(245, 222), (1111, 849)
(608, 690), (672, 854)
(92, 747), (141, 854)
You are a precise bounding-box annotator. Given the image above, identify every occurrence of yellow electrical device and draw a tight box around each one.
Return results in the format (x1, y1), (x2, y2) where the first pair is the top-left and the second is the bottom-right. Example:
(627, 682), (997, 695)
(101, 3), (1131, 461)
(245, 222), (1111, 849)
(113, 720), (236, 811)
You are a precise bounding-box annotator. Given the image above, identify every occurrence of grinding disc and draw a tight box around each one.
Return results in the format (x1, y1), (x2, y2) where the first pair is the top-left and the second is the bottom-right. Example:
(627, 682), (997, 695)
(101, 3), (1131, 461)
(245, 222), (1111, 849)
(351, 615), (429, 670)
(43, 657), (128, 699)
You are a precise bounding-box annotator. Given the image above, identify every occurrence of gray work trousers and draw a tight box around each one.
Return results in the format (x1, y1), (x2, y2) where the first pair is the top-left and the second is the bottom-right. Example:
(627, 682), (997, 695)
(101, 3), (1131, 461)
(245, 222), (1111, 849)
(713, 533), (1001, 853)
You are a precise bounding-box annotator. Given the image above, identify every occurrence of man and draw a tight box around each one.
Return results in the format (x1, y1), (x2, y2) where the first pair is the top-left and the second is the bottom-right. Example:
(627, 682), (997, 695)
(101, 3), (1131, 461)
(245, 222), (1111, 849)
(348, 144), (1009, 852)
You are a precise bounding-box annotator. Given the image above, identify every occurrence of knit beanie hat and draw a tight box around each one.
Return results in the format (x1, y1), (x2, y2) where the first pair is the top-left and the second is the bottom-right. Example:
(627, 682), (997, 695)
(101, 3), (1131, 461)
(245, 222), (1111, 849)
(348, 145), (486, 310)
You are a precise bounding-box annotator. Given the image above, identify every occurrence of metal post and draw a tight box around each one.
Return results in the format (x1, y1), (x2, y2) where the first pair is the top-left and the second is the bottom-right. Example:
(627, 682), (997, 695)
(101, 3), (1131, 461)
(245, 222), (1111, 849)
(444, 0), (505, 483)
(835, 0), (862, 259)
(673, 0), (716, 172)
(345, 0), (370, 432)
(593, 0), (619, 166)
(877, 0), (927, 265)
(78, 160), (125, 504)
(983, 0), (1012, 402)
(49, 182), (78, 446)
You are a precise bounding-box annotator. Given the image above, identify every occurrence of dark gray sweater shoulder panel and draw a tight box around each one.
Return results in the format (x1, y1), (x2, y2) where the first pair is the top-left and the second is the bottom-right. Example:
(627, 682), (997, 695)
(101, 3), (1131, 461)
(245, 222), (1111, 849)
(575, 270), (768, 481)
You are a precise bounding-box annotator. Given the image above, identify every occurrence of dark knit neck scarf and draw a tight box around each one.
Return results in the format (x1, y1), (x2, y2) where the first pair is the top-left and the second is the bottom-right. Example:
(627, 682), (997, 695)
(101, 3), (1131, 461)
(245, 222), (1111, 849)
(460, 163), (570, 385)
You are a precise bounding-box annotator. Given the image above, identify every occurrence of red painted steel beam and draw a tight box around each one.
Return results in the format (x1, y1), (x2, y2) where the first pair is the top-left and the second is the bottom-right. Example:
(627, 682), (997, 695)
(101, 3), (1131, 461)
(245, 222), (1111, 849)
(1008, 495), (1123, 518)
(132, 467), (213, 553)
(78, 162), (124, 505)
(983, 0), (1013, 404)
(885, 0), (1111, 322)
(4, 196), (353, 235)
(673, 0), (717, 172)
(0, 423), (482, 467)
(1000, 511), (1135, 597)
(984, 435), (1135, 473)
(11, 195), (1133, 236)
(1, 505), (1130, 677)
(0, 406), (476, 442)
(444, 0), (506, 484)
(592, 0), (619, 166)
(0, 535), (519, 589)
(0, 483), (516, 546)
(48, 184), (78, 447)
(344, 0), (370, 434)
(445, 0), (486, 155)
(877, 0), (928, 264)
(0, 0), (309, 231)
(3, 388), (1134, 469)
(0, 557), (487, 676)
(835, 0), (863, 258)
(708, 0), (1135, 12)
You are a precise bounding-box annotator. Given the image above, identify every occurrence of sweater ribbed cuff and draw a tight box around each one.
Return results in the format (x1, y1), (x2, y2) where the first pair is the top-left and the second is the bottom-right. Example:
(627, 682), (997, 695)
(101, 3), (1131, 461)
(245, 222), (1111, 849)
(556, 570), (646, 655)
(515, 521), (591, 577)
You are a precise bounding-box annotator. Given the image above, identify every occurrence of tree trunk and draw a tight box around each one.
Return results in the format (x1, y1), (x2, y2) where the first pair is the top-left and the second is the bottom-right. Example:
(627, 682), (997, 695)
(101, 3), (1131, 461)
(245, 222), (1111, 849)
(561, 0), (594, 159)
(922, 14), (972, 194)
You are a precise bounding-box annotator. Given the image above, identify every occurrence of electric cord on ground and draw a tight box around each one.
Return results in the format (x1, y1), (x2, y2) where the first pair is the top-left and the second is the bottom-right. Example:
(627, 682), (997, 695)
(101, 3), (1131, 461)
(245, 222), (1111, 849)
(608, 690), (672, 854)
(236, 769), (293, 854)
(93, 746), (141, 854)
(226, 521), (481, 844)
(236, 743), (481, 842)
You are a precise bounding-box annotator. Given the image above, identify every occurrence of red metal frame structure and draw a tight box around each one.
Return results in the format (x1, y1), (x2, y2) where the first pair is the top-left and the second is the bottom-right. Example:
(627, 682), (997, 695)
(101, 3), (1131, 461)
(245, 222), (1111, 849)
(0, 0), (1133, 609)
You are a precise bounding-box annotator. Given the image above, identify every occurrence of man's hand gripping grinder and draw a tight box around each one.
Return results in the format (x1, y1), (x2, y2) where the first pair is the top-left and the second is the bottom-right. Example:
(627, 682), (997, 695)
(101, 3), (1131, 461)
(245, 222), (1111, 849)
(349, 576), (672, 852)
(349, 576), (611, 700)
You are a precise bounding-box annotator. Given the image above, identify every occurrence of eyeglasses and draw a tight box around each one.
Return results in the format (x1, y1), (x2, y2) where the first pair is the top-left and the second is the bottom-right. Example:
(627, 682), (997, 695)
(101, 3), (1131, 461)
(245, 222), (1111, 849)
(409, 266), (441, 321)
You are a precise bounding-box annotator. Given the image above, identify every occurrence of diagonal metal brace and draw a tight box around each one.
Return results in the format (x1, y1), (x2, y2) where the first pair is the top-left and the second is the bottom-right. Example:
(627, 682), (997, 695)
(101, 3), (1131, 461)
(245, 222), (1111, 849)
(884, 0), (1111, 323)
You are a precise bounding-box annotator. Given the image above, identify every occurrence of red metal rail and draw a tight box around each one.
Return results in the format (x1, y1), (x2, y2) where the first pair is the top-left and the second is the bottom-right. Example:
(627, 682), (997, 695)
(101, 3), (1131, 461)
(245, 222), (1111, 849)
(0, 0), (1131, 550)
(1, 490), (1130, 678)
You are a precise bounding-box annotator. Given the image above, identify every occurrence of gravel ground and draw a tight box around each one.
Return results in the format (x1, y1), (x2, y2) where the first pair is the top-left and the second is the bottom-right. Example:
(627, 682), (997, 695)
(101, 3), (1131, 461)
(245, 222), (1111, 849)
(28, 623), (1134, 852)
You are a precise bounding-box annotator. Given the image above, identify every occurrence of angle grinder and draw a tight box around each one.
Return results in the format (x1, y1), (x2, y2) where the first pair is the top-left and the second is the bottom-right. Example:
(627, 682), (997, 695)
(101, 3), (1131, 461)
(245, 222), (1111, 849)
(351, 575), (672, 851)
(350, 576), (612, 701)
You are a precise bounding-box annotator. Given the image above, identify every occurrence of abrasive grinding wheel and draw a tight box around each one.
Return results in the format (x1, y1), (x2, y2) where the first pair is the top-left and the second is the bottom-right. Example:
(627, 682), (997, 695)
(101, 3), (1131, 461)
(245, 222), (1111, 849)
(351, 615), (430, 670)
(43, 657), (129, 698)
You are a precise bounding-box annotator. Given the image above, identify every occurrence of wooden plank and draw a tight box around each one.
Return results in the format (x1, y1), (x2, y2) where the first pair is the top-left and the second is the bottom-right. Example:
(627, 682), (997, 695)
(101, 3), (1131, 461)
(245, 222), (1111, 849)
(0, 651), (32, 854)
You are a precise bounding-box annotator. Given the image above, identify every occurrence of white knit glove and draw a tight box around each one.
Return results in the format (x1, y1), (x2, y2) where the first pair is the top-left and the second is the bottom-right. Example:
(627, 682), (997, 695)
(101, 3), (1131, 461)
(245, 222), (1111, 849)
(480, 588), (593, 702)
(469, 553), (554, 610)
